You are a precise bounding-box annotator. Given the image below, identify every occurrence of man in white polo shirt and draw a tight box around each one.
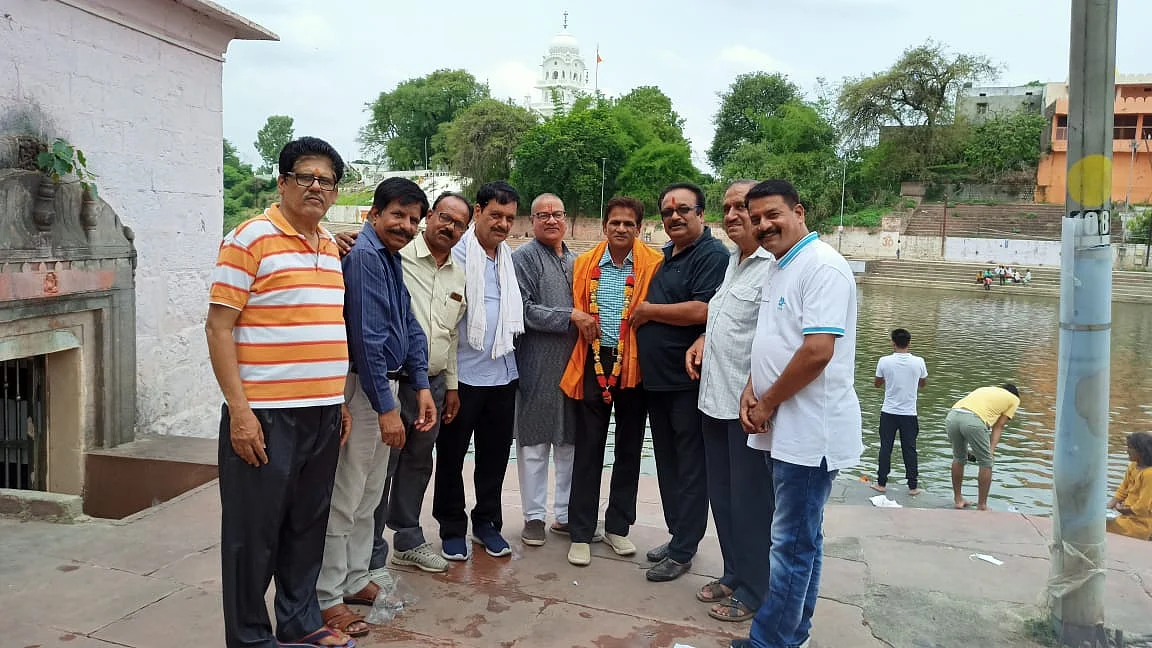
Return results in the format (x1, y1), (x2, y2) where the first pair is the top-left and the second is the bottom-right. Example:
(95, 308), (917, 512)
(871, 328), (927, 496)
(731, 179), (863, 648)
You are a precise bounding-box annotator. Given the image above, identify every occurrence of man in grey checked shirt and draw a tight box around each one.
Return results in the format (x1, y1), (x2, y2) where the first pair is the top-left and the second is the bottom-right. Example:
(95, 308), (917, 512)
(685, 180), (775, 623)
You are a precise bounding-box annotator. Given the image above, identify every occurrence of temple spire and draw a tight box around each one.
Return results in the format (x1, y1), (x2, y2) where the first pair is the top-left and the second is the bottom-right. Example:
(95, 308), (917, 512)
(562, 10), (568, 30)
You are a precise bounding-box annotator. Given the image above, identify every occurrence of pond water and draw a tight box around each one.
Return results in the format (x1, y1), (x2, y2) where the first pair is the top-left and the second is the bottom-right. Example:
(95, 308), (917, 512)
(612, 283), (1152, 516)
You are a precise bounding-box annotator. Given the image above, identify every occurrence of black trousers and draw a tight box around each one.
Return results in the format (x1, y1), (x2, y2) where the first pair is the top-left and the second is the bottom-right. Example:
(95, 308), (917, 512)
(371, 373), (448, 569)
(877, 412), (920, 489)
(568, 347), (648, 544)
(702, 414), (774, 610)
(432, 381), (517, 539)
(647, 387), (708, 564)
(218, 404), (340, 648)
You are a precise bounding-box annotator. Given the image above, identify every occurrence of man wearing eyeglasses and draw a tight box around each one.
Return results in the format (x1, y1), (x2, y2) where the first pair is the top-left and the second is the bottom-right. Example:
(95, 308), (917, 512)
(368, 192), (470, 576)
(207, 137), (358, 648)
(510, 194), (598, 548)
(633, 182), (729, 583)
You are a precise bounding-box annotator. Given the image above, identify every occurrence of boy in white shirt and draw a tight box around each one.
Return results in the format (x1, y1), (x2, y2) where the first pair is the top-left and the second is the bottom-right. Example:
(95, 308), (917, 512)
(872, 328), (928, 495)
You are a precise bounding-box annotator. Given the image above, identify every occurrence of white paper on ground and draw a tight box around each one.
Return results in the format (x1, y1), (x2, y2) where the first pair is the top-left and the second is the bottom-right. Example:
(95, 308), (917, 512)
(869, 494), (902, 508)
(969, 553), (1005, 566)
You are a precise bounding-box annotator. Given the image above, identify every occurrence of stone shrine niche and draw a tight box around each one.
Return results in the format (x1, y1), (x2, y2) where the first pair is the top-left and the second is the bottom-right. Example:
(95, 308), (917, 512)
(0, 135), (137, 495)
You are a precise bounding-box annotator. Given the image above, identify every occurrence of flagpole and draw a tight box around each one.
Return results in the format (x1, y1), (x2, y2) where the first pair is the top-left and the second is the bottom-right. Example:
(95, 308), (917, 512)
(594, 43), (600, 105)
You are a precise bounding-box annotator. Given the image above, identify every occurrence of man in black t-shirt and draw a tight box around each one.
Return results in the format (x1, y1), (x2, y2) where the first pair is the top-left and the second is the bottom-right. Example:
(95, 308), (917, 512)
(633, 182), (729, 582)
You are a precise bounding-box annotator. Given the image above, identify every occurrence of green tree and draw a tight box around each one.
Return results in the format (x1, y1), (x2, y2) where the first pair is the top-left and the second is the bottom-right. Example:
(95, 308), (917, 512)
(1127, 210), (1152, 244)
(440, 99), (538, 194)
(511, 107), (629, 216)
(837, 41), (998, 149)
(720, 101), (842, 231)
(614, 86), (686, 146)
(708, 72), (802, 169)
(360, 69), (489, 168)
(253, 115), (294, 173)
(223, 139), (275, 233)
(962, 111), (1048, 182)
(616, 141), (699, 216)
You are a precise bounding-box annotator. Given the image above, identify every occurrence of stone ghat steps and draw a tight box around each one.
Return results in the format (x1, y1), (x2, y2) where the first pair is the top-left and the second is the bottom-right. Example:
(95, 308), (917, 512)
(904, 204), (1123, 241)
(863, 259), (1152, 303)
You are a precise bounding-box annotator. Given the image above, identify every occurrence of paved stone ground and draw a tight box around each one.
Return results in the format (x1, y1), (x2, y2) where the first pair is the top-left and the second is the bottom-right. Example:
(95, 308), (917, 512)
(2, 468), (1150, 648)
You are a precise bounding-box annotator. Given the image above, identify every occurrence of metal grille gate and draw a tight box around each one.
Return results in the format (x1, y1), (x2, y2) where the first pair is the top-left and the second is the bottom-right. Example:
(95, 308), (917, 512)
(1, 356), (47, 491)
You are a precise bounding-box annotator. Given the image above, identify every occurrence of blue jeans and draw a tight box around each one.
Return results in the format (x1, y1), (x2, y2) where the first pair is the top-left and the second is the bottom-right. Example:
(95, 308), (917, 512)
(748, 458), (837, 648)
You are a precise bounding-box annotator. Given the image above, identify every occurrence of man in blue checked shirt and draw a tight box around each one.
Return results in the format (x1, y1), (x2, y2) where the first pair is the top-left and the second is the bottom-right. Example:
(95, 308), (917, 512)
(316, 177), (436, 639)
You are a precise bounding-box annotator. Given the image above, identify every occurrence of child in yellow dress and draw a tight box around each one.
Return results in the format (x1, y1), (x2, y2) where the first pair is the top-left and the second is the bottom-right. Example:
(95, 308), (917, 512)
(1107, 432), (1152, 541)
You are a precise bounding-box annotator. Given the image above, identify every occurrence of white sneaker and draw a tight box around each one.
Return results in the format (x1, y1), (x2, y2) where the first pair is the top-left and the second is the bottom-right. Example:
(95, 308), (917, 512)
(392, 542), (449, 573)
(568, 542), (591, 566)
(603, 533), (636, 556)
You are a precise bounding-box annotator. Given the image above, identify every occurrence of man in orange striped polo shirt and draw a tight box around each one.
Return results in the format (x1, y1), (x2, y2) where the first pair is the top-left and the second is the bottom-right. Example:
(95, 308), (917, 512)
(206, 137), (355, 648)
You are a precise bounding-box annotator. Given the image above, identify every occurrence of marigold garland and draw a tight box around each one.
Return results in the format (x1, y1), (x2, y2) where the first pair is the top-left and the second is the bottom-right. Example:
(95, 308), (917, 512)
(589, 265), (635, 404)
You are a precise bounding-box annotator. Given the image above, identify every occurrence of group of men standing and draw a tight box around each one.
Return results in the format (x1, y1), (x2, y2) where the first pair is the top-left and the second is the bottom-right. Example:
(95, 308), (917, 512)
(206, 136), (865, 648)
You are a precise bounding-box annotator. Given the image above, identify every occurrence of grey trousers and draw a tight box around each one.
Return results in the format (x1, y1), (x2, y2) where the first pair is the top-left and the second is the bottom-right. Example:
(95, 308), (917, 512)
(316, 373), (397, 610)
(371, 373), (447, 567)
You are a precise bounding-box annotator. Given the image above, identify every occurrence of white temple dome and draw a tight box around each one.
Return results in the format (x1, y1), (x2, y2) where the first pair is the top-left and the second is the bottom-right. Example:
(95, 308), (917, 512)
(549, 31), (580, 54)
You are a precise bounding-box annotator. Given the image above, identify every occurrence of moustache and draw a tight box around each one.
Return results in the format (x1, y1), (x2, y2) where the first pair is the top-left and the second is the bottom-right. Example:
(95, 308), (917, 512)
(386, 228), (415, 241)
(756, 228), (778, 240)
(437, 228), (456, 238)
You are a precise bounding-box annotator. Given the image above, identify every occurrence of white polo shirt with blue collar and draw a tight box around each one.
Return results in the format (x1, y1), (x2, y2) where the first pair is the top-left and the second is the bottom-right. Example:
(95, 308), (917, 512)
(748, 231), (863, 471)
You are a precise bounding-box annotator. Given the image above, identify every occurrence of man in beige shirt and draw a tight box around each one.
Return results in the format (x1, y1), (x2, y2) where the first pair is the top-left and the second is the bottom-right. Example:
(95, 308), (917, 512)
(369, 192), (470, 573)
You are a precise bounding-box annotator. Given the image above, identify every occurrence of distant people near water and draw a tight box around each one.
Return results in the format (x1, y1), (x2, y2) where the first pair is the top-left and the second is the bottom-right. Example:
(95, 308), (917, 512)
(996, 265), (1007, 286)
(872, 328), (928, 496)
(1107, 432), (1152, 541)
(1012, 269), (1022, 283)
(983, 274), (992, 291)
(1024, 269), (1032, 285)
(945, 384), (1021, 511)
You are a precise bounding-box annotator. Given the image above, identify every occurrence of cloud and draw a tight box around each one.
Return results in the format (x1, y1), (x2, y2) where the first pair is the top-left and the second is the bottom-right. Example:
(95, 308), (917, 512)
(718, 45), (789, 74)
(483, 60), (540, 104)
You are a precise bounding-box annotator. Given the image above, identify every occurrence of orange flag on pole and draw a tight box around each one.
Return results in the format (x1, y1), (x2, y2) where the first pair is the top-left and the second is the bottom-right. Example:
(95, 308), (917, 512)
(597, 48), (603, 64)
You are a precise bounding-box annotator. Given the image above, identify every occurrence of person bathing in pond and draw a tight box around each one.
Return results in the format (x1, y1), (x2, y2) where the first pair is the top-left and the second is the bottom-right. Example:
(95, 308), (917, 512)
(1107, 432), (1152, 541)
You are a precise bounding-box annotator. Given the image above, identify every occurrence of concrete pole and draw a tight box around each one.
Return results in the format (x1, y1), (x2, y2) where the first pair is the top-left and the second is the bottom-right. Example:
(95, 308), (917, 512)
(838, 156), (846, 252)
(599, 157), (607, 219)
(1047, 0), (1115, 645)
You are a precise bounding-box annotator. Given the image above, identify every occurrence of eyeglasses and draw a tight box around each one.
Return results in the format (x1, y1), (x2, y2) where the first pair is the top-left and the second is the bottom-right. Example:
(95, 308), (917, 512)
(434, 211), (468, 233)
(532, 211), (567, 222)
(284, 172), (337, 191)
(660, 205), (702, 219)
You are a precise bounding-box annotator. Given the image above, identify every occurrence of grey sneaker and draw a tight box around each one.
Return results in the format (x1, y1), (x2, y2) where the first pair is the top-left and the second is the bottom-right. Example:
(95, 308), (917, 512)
(522, 519), (547, 546)
(392, 542), (449, 573)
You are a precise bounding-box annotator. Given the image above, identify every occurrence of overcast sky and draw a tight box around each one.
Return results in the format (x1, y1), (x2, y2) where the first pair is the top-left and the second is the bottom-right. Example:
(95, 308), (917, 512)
(220, 0), (1152, 172)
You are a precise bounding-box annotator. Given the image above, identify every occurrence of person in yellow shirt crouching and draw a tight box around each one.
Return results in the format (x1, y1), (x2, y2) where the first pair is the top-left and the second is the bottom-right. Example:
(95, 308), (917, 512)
(1107, 432), (1152, 541)
(945, 384), (1020, 511)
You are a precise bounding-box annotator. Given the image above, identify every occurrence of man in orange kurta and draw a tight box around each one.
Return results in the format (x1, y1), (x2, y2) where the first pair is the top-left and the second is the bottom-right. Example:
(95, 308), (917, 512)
(560, 196), (663, 566)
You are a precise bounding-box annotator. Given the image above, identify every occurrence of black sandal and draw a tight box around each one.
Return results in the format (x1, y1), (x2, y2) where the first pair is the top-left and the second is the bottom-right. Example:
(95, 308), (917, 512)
(696, 579), (733, 603)
(708, 595), (755, 622)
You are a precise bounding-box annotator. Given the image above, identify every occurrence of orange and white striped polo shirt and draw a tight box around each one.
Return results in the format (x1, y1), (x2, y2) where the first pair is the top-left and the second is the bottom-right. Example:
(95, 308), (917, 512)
(209, 204), (348, 408)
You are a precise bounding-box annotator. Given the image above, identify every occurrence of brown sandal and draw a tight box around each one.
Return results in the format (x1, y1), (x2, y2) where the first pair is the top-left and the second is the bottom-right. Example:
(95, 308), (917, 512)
(696, 579), (733, 603)
(321, 603), (369, 638)
(342, 581), (381, 606)
(708, 595), (755, 622)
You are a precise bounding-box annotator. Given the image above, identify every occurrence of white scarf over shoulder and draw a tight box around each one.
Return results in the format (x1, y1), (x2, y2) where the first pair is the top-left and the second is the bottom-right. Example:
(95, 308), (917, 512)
(460, 225), (523, 358)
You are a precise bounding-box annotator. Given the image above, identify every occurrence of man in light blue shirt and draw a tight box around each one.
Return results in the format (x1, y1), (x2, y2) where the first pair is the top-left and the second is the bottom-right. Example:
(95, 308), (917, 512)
(432, 181), (523, 561)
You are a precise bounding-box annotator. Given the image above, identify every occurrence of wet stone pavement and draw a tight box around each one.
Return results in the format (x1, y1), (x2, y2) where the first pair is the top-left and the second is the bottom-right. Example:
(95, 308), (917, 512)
(1, 467), (1150, 648)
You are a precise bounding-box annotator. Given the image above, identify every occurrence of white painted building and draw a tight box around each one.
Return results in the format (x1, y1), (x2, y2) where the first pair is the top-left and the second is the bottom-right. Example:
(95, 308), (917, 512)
(0, 0), (276, 439)
(528, 16), (591, 118)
